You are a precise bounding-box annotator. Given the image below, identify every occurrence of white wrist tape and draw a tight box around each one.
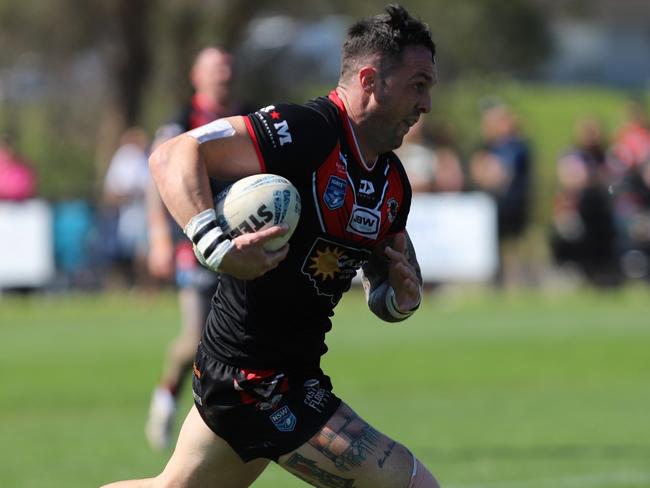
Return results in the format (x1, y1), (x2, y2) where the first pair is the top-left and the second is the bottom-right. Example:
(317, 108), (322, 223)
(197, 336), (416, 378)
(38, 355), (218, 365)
(183, 209), (233, 271)
(385, 286), (422, 319)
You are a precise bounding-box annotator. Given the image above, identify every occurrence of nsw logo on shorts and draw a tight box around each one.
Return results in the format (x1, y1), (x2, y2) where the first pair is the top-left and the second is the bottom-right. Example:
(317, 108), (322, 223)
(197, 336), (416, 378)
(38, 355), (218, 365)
(269, 405), (297, 432)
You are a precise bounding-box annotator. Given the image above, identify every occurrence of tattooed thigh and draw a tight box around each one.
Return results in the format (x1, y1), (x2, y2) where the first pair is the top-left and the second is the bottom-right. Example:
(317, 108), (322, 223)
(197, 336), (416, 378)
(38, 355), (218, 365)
(278, 403), (413, 488)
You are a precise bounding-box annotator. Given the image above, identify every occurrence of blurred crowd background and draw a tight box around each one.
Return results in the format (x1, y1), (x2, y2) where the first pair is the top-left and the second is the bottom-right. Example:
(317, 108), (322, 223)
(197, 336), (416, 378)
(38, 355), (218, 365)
(1, 0), (650, 294)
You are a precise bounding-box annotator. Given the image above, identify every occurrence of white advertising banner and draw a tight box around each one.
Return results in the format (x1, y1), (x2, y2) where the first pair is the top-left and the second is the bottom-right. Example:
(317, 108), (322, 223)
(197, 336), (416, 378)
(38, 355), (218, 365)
(406, 192), (498, 282)
(0, 200), (55, 288)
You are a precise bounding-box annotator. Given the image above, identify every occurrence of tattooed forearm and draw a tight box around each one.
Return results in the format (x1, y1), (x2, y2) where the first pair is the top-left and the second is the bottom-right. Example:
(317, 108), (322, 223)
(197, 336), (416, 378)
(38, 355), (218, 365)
(285, 452), (356, 488)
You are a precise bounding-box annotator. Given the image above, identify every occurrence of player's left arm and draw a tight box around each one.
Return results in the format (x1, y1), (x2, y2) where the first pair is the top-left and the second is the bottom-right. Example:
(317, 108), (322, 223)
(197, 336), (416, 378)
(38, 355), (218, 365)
(361, 230), (423, 323)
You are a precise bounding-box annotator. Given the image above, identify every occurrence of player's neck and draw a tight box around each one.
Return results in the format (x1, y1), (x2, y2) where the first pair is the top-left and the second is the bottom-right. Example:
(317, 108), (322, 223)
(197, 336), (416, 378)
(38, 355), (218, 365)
(334, 87), (379, 169)
(347, 120), (379, 170)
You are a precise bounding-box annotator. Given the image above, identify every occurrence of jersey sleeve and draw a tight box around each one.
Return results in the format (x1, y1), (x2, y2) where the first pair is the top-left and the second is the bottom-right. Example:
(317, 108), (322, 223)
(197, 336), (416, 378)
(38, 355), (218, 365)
(245, 102), (338, 179)
(388, 155), (413, 235)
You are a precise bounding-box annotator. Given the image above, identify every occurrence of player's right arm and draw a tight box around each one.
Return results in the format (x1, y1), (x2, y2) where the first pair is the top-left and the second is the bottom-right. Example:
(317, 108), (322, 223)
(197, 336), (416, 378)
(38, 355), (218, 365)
(149, 116), (288, 280)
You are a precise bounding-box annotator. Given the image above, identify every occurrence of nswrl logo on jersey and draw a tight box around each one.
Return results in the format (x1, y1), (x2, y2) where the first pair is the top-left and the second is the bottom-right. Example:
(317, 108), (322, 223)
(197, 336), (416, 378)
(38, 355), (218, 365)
(269, 405), (297, 432)
(323, 175), (347, 210)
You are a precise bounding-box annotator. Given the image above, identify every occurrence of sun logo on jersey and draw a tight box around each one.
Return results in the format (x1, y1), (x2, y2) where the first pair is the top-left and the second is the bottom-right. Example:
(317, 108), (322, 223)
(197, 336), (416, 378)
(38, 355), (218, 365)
(309, 246), (343, 280)
(302, 237), (371, 304)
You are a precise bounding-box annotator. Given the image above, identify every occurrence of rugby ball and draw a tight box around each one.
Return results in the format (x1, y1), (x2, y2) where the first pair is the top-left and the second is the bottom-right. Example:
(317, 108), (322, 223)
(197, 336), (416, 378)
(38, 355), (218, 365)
(214, 174), (301, 251)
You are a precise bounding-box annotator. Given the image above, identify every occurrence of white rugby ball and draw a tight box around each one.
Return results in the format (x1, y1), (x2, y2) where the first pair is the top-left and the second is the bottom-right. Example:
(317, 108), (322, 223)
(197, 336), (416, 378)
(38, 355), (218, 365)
(214, 174), (301, 251)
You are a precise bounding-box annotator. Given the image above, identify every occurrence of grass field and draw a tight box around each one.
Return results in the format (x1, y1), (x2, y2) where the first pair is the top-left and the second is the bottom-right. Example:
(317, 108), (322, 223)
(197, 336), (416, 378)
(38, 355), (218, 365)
(1, 285), (650, 487)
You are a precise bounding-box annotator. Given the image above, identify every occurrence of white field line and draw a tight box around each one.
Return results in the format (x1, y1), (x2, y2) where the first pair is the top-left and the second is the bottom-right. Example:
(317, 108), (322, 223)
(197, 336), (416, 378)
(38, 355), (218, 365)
(446, 471), (650, 488)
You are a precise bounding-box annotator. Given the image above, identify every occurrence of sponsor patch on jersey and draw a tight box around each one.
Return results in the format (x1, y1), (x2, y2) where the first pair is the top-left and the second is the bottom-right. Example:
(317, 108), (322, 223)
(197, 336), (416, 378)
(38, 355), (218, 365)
(346, 205), (381, 239)
(269, 405), (297, 432)
(323, 175), (347, 210)
(272, 120), (292, 146)
(359, 179), (375, 195)
(301, 237), (371, 304)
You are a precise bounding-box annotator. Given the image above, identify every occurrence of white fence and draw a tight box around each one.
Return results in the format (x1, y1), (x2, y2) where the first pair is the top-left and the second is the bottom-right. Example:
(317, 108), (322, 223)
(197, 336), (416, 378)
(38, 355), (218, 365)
(0, 193), (498, 289)
(0, 200), (55, 288)
(407, 192), (498, 283)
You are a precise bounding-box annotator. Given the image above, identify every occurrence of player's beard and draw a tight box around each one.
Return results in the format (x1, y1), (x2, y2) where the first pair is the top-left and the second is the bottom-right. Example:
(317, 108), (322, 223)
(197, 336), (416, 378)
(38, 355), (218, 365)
(365, 115), (407, 154)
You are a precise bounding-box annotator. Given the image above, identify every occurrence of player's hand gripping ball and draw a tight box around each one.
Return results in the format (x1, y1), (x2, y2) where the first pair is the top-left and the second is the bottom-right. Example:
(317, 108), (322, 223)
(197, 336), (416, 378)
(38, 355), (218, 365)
(215, 174), (301, 251)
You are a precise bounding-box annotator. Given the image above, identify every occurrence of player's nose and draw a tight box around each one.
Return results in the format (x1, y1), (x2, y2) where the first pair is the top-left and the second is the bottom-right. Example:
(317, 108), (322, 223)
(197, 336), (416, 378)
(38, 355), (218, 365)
(417, 92), (432, 114)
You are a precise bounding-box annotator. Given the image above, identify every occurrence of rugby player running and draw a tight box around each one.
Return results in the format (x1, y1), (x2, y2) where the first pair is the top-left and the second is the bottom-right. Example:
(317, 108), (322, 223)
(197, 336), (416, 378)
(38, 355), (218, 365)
(104, 4), (440, 487)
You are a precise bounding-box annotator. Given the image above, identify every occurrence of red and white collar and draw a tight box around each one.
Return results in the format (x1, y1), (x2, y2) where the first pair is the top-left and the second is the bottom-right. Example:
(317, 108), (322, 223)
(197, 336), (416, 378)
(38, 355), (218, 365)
(328, 90), (378, 172)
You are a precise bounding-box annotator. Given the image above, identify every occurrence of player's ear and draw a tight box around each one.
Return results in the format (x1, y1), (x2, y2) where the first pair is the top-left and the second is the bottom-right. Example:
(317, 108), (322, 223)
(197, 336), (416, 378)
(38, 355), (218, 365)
(359, 66), (377, 94)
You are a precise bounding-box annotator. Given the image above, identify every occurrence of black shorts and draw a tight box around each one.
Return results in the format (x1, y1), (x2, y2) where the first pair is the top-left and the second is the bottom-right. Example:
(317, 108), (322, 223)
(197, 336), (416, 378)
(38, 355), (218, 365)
(192, 343), (342, 462)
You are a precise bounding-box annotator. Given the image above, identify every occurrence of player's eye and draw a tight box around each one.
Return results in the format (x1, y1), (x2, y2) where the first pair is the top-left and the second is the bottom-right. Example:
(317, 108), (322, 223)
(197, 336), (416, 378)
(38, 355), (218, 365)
(413, 82), (426, 93)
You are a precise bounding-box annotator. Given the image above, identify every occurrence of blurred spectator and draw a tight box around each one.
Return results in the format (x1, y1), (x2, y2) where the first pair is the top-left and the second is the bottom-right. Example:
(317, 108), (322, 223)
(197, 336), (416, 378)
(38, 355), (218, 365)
(0, 136), (36, 201)
(469, 101), (533, 287)
(395, 118), (437, 192)
(615, 159), (650, 280)
(550, 117), (621, 286)
(100, 127), (150, 288)
(395, 119), (464, 193)
(609, 101), (650, 174)
(145, 46), (251, 451)
(608, 102), (650, 281)
(429, 122), (464, 193)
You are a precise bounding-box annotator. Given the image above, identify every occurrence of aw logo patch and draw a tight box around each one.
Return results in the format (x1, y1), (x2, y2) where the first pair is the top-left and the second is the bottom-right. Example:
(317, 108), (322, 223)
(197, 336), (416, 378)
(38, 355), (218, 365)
(346, 205), (381, 239)
(269, 405), (297, 432)
(323, 175), (347, 210)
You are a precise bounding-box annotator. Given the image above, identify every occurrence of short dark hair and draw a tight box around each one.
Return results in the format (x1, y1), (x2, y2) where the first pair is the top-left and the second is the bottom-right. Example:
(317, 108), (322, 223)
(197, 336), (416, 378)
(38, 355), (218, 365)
(340, 4), (435, 79)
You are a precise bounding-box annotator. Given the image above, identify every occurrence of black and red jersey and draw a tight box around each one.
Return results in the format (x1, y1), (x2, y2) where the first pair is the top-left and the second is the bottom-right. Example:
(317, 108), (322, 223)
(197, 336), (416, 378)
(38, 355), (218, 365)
(202, 91), (412, 369)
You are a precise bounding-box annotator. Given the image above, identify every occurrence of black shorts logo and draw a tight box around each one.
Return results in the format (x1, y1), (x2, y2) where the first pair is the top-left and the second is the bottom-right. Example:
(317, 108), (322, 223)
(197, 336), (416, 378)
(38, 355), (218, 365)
(269, 405), (297, 432)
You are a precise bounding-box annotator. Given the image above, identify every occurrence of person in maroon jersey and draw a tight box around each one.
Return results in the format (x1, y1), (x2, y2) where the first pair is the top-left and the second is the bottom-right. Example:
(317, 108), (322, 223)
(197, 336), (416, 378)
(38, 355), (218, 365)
(104, 5), (439, 488)
(145, 46), (250, 451)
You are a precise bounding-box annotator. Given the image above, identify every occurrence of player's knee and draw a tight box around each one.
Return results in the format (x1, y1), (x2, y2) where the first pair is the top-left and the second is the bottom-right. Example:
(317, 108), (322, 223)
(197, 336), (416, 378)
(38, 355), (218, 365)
(407, 457), (439, 488)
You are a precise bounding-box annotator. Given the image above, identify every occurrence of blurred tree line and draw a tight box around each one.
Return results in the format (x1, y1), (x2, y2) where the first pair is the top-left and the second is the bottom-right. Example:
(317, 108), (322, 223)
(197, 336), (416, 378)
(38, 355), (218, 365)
(0, 0), (550, 200)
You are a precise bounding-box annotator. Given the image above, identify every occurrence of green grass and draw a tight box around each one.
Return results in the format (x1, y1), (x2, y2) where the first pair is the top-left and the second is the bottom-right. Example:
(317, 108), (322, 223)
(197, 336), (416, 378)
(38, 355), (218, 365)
(1, 286), (650, 487)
